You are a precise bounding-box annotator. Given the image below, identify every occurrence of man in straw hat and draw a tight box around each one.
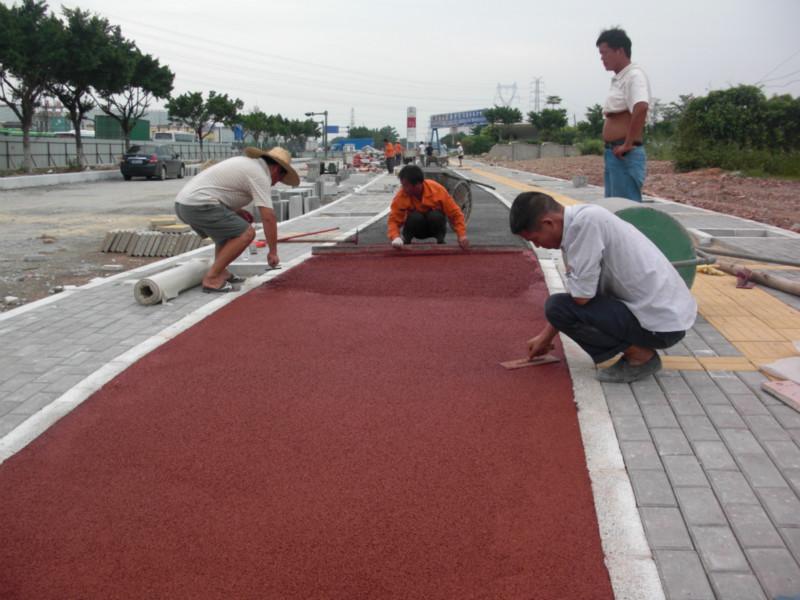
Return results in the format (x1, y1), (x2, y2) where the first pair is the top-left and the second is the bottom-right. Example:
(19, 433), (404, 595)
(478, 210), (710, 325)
(175, 147), (299, 293)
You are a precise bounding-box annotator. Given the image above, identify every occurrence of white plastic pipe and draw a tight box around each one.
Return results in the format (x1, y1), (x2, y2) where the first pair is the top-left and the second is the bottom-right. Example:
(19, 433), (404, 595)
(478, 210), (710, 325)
(133, 259), (210, 305)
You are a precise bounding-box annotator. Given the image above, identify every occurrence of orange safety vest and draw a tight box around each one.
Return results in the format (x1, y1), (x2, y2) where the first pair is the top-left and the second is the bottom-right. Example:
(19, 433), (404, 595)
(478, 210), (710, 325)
(384, 142), (395, 158)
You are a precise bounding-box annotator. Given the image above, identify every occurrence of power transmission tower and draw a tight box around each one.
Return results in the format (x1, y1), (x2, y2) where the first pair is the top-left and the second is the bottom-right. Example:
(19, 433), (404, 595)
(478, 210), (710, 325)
(529, 77), (544, 113)
(493, 82), (518, 108)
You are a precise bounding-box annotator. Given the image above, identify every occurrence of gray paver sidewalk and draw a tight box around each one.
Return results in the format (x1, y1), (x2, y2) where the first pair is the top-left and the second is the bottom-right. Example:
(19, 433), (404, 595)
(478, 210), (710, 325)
(468, 162), (800, 600)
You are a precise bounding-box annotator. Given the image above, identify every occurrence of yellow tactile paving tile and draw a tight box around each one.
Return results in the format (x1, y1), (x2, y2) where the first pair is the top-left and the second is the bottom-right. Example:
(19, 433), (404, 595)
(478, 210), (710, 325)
(704, 316), (785, 342)
(696, 356), (758, 371)
(469, 168), (583, 206)
(662, 356), (704, 371)
(732, 342), (800, 361)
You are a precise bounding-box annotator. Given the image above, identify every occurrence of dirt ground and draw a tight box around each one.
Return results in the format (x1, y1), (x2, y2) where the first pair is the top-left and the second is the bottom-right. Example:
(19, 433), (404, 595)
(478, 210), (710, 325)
(488, 156), (800, 233)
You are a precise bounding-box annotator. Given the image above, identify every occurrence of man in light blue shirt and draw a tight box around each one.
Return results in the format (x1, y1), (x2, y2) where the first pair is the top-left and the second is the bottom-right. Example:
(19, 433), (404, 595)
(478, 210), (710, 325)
(509, 191), (697, 383)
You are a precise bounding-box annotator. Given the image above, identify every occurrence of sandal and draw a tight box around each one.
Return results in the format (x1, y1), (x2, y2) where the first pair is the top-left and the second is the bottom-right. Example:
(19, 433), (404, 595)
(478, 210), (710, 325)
(202, 282), (235, 294)
(227, 274), (246, 284)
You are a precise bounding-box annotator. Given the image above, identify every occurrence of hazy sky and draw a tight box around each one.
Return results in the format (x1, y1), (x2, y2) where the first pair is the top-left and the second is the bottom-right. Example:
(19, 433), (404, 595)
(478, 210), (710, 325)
(51, 0), (800, 138)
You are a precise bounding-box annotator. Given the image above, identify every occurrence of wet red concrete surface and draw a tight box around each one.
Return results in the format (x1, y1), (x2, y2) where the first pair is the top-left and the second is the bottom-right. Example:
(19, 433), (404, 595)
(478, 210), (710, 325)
(0, 252), (613, 599)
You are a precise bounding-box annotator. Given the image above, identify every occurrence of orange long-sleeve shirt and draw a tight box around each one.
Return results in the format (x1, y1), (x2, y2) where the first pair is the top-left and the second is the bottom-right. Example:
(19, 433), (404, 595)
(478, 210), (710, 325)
(394, 143), (403, 156)
(387, 179), (467, 240)
(384, 142), (395, 158)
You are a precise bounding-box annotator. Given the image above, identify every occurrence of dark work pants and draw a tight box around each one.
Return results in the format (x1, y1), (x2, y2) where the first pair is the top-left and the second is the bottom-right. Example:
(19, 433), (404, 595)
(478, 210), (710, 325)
(402, 210), (447, 243)
(545, 293), (686, 364)
(386, 156), (395, 174)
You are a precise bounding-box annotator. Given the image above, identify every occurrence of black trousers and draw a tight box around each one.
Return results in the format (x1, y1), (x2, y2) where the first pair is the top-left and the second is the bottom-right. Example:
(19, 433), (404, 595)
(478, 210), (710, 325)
(545, 293), (686, 363)
(386, 156), (395, 174)
(402, 210), (447, 243)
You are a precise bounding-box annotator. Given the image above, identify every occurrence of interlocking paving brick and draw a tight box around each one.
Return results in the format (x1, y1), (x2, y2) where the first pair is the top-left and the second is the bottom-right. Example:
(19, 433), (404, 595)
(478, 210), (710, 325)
(785, 469), (800, 497)
(782, 527), (800, 565)
(10, 392), (59, 416)
(712, 374), (753, 396)
(727, 393), (770, 416)
(631, 378), (668, 406)
(654, 550), (715, 600)
(720, 428), (764, 455)
(0, 413), (31, 437)
(663, 455), (708, 487)
(757, 487), (800, 527)
(613, 414), (651, 441)
(705, 403), (746, 429)
(0, 401), (19, 417)
(746, 548), (800, 599)
(745, 415), (792, 442)
(641, 404), (679, 428)
(676, 487), (727, 526)
(725, 503), (784, 548)
(738, 454), (787, 488)
(619, 440), (663, 470)
(629, 469), (677, 507)
(640, 507), (693, 549)
(652, 427), (693, 456)
(708, 471), (759, 506)
(603, 384), (642, 417)
(764, 441), (800, 470)
(692, 526), (750, 571)
(679, 415), (721, 442)
(709, 572), (767, 600)
(0, 381), (47, 403)
(770, 405), (800, 430)
(657, 371), (695, 395)
(668, 394), (707, 416)
(695, 441), (738, 470)
(0, 373), (32, 393)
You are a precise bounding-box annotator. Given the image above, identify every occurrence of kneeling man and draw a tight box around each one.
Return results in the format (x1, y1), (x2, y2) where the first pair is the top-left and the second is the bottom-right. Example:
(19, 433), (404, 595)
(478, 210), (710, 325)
(388, 165), (469, 249)
(509, 192), (696, 383)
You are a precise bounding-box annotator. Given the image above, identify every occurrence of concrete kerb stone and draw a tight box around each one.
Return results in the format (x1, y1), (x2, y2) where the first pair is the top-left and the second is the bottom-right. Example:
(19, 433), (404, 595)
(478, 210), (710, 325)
(0, 172), (390, 463)
(478, 178), (666, 600)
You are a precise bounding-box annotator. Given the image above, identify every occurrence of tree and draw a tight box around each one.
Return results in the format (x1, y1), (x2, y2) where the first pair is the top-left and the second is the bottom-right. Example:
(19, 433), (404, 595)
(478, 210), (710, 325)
(0, 0), (63, 172)
(95, 48), (173, 150)
(578, 104), (604, 138)
(48, 7), (128, 168)
(545, 95), (562, 109)
(166, 90), (243, 159)
(347, 124), (397, 147)
(527, 108), (568, 141)
(483, 106), (523, 142)
(238, 109), (270, 147)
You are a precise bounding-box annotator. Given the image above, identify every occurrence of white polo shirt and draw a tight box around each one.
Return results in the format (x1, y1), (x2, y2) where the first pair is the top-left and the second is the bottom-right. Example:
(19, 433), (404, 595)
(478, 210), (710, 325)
(603, 62), (651, 115)
(175, 156), (273, 210)
(561, 204), (697, 332)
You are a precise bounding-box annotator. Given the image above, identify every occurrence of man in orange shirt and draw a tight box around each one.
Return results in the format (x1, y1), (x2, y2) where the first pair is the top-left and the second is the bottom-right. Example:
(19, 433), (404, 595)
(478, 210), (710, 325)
(394, 141), (403, 166)
(383, 138), (395, 174)
(387, 165), (469, 249)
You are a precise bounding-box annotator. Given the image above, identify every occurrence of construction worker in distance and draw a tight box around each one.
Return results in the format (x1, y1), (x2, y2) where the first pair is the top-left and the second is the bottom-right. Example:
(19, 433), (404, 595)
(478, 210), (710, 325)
(387, 164), (469, 249)
(383, 138), (395, 174)
(394, 141), (403, 166)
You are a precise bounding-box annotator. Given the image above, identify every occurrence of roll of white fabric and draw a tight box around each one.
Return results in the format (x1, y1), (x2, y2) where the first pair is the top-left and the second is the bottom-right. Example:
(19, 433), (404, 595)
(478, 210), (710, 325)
(134, 259), (210, 306)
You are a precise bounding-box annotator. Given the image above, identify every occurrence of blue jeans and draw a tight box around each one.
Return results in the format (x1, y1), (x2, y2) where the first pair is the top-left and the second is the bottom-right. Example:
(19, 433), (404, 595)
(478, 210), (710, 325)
(545, 293), (685, 363)
(604, 145), (647, 201)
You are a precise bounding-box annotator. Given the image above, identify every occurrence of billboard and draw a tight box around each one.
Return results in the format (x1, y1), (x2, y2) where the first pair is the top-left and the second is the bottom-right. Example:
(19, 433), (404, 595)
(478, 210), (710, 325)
(430, 109), (488, 129)
(406, 106), (417, 145)
(325, 125), (340, 134)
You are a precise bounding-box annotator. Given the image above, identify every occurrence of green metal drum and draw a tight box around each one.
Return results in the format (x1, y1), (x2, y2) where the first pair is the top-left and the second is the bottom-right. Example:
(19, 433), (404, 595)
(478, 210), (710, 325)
(595, 198), (697, 288)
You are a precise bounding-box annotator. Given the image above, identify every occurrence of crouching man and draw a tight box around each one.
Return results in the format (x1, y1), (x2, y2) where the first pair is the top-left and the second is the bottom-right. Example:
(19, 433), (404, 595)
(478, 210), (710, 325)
(509, 191), (696, 383)
(387, 165), (469, 249)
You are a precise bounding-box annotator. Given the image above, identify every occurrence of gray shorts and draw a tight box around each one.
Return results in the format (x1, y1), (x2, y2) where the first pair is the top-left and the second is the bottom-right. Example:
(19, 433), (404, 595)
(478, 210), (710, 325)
(174, 202), (249, 245)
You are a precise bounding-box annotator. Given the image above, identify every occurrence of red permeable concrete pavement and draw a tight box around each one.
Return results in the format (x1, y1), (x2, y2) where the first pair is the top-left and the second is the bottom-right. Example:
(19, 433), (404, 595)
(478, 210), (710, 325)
(0, 251), (613, 600)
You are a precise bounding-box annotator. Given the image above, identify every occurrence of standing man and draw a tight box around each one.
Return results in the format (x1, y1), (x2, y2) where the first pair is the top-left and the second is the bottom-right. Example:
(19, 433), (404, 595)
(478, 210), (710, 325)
(174, 147), (300, 293)
(388, 165), (469, 249)
(597, 27), (651, 202)
(456, 141), (465, 167)
(394, 141), (404, 166)
(383, 138), (396, 174)
(509, 191), (696, 383)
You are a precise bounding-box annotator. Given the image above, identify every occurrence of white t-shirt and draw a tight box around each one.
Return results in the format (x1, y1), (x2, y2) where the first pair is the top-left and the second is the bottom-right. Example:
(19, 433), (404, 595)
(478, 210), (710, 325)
(457, 144), (464, 156)
(561, 204), (697, 332)
(603, 63), (651, 115)
(175, 156), (273, 210)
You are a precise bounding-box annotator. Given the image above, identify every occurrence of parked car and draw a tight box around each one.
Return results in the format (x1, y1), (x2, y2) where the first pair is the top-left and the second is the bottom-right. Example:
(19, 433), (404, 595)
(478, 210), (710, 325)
(120, 144), (185, 181)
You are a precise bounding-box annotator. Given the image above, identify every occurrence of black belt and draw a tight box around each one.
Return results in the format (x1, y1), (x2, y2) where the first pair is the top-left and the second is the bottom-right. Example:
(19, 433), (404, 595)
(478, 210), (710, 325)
(604, 140), (643, 149)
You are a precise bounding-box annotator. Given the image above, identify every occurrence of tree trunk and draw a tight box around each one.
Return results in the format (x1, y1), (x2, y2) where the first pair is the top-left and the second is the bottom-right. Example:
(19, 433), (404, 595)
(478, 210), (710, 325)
(21, 96), (35, 173)
(70, 116), (87, 169)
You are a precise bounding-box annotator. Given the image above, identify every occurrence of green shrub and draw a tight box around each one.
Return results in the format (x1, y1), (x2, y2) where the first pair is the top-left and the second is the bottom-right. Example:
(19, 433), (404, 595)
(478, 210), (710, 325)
(577, 139), (604, 155)
(461, 135), (495, 155)
(674, 143), (800, 177)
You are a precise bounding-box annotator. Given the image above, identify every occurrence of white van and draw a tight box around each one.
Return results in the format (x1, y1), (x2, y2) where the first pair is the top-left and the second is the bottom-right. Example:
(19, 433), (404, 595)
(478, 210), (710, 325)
(153, 131), (196, 143)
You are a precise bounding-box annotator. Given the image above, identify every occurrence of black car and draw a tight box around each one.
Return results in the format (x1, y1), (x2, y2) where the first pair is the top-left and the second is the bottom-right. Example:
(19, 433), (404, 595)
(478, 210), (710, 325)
(120, 144), (185, 181)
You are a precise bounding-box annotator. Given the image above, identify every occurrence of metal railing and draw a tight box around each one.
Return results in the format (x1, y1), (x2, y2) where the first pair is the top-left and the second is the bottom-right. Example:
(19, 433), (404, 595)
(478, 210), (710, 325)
(0, 136), (239, 172)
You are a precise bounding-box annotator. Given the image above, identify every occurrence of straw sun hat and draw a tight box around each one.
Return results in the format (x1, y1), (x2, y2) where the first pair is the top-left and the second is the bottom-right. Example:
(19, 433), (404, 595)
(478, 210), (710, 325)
(243, 146), (300, 187)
